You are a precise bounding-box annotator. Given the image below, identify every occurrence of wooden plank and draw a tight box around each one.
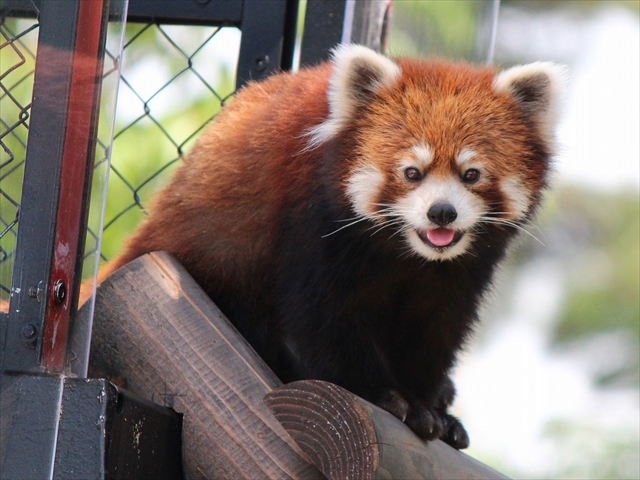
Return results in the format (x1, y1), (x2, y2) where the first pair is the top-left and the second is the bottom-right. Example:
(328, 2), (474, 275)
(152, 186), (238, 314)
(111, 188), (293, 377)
(89, 252), (323, 479)
(265, 380), (511, 480)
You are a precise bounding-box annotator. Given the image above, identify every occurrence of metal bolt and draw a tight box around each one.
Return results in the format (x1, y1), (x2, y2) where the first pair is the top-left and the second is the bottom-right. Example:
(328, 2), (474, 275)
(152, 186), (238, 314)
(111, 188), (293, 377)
(21, 323), (37, 339)
(27, 281), (44, 302)
(53, 279), (66, 305)
(21, 324), (38, 346)
(254, 55), (269, 72)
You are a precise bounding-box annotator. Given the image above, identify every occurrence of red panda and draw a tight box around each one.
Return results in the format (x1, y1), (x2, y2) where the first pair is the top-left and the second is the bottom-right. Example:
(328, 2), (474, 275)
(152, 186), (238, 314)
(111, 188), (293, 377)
(100, 45), (566, 449)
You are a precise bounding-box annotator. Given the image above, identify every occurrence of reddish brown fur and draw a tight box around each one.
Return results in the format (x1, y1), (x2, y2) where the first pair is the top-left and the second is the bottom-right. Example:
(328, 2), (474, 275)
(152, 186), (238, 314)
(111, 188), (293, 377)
(351, 59), (547, 214)
(101, 65), (329, 284)
(104, 59), (547, 283)
(91, 53), (559, 447)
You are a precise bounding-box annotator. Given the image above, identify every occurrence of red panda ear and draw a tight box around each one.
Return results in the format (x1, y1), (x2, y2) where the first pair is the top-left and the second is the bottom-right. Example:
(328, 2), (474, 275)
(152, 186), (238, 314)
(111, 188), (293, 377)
(307, 45), (401, 148)
(328, 44), (401, 115)
(493, 62), (568, 142)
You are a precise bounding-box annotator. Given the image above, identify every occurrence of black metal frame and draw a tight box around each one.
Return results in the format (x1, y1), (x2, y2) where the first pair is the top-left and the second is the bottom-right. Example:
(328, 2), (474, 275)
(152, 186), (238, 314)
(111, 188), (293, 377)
(3, 0), (107, 374)
(1, 374), (183, 478)
(0, 0), (390, 476)
(1, 0), (301, 89)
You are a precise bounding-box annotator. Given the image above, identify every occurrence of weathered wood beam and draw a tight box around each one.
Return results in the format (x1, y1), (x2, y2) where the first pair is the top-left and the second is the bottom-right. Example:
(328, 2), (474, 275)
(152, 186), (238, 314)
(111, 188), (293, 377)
(89, 251), (509, 479)
(265, 380), (510, 480)
(89, 252), (322, 479)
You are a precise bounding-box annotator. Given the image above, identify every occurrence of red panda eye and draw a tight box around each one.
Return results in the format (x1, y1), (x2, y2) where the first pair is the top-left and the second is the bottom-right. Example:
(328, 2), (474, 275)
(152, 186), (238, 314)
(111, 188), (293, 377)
(404, 167), (422, 182)
(462, 168), (480, 183)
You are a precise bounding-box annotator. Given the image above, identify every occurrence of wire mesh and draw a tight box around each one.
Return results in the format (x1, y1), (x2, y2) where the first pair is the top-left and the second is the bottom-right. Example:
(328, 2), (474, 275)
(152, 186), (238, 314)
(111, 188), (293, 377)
(0, 18), (240, 301)
(0, 11), (39, 301)
(100, 23), (239, 262)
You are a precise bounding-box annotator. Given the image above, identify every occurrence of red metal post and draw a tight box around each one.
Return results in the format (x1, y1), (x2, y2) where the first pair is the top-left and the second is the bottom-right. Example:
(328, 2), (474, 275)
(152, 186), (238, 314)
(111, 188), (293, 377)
(41, 0), (107, 371)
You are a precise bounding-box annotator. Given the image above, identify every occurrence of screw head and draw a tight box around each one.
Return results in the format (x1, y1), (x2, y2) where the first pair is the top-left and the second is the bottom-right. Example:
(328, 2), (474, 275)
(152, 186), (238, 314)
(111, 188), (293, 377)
(21, 323), (38, 344)
(254, 55), (270, 72)
(28, 281), (45, 302)
(54, 279), (66, 305)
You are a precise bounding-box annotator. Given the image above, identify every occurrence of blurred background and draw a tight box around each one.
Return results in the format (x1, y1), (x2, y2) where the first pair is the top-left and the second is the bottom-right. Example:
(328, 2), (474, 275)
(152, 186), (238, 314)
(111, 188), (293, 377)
(1, 1), (637, 478)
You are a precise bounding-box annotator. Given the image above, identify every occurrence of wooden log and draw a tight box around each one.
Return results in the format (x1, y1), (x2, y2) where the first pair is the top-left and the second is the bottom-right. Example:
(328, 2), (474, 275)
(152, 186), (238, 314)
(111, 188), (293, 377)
(264, 380), (510, 480)
(89, 252), (322, 479)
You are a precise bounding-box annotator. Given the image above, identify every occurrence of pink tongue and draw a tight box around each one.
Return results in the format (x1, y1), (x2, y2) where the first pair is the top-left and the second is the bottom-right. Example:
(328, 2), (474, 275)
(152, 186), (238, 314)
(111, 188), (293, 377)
(427, 228), (455, 247)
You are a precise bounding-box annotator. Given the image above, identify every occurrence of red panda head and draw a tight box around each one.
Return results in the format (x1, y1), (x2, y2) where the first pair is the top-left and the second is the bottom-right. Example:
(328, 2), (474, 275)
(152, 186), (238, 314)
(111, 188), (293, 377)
(310, 45), (567, 261)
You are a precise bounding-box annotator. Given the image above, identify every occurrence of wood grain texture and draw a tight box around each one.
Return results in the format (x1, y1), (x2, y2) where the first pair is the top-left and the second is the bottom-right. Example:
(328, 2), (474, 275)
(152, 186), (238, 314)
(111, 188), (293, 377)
(264, 380), (378, 480)
(89, 252), (323, 480)
(265, 380), (511, 480)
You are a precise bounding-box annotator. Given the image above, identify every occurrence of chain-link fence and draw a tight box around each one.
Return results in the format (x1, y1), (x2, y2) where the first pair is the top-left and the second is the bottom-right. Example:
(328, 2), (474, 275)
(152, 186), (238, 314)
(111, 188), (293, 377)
(100, 23), (239, 261)
(0, 16), (240, 301)
(0, 11), (39, 302)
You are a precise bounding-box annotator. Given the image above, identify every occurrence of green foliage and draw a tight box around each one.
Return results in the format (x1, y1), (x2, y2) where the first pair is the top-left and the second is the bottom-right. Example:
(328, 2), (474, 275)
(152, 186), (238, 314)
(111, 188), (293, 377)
(551, 187), (639, 343)
(98, 25), (236, 261)
(503, 0), (640, 13)
(547, 187), (639, 388)
(0, 22), (237, 295)
(101, 93), (233, 260)
(388, 0), (489, 61)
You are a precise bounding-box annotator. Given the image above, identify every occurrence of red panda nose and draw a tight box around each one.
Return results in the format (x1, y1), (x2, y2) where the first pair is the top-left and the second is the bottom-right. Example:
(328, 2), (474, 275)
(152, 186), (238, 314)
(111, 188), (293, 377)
(427, 203), (458, 226)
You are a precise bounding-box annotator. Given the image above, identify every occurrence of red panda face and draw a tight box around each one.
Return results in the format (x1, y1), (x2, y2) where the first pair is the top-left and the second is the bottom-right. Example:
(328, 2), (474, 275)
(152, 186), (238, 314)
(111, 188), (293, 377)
(310, 46), (566, 261)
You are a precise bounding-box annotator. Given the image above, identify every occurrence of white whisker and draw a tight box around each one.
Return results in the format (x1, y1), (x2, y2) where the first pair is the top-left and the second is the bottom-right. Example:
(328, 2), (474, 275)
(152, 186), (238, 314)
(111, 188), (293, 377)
(368, 219), (403, 236)
(477, 217), (545, 246)
(478, 211), (548, 243)
(334, 216), (362, 223)
(321, 216), (369, 237)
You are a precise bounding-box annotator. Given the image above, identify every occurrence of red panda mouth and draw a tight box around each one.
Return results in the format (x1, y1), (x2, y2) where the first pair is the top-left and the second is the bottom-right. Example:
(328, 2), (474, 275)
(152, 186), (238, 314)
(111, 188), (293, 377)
(416, 228), (464, 249)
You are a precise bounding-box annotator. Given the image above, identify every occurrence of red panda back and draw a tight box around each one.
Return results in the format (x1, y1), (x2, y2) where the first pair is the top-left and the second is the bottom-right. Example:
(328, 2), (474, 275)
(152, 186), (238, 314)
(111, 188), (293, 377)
(106, 64), (333, 282)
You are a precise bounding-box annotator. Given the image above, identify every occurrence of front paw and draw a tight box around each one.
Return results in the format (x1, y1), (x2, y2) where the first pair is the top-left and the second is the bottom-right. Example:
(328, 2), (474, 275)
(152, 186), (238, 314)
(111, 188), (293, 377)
(375, 389), (411, 422)
(404, 399), (446, 441)
(374, 389), (469, 448)
(440, 413), (470, 449)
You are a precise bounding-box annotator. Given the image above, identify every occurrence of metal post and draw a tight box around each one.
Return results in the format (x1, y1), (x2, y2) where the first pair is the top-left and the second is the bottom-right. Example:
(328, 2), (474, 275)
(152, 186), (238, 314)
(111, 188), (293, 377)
(3, 0), (108, 374)
(299, 0), (391, 68)
(1, 2), (184, 477)
(235, 0), (299, 89)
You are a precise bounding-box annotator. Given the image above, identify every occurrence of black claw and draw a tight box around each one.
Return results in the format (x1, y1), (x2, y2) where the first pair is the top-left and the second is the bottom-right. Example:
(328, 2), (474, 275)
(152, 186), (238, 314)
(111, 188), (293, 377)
(440, 414), (470, 450)
(405, 404), (446, 440)
(372, 388), (469, 448)
(376, 389), (410, 422)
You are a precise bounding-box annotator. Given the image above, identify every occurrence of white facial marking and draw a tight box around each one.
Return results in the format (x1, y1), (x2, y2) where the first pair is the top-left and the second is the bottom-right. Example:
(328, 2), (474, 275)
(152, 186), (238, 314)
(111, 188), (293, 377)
(456, 147), (477, 167)
(398, 143), (434, 174)
(346, 164), (385, 217)
(411, 143), (433, 169)
(500, 176), (532, 219)
(395, 177), (485, 261)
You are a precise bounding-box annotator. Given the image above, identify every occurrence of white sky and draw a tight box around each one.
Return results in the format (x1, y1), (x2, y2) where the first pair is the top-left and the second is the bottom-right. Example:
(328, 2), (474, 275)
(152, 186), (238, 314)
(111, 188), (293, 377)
(557, 6), (640, 191)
